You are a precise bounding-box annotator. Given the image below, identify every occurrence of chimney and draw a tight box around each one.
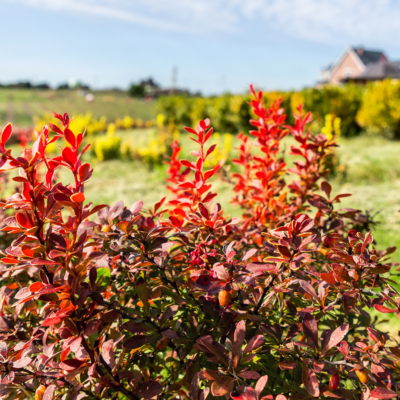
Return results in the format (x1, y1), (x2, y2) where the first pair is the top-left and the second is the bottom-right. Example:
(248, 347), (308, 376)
(356, 47), (364, 55)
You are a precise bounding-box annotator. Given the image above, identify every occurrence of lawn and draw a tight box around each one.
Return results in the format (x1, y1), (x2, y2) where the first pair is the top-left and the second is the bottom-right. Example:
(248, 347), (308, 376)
(0, 88), (156, 126)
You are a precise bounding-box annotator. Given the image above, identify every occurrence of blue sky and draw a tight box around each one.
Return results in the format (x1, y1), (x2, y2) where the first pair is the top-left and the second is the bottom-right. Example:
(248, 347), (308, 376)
(1, 0), (400, 94)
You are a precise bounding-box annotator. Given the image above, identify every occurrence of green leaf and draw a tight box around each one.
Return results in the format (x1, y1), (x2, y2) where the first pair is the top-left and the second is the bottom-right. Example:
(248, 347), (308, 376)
(96, 267), (111, 288)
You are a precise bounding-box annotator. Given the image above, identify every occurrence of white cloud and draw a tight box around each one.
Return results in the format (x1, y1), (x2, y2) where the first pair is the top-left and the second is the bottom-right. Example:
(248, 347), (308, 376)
(11, 0), (400, 47)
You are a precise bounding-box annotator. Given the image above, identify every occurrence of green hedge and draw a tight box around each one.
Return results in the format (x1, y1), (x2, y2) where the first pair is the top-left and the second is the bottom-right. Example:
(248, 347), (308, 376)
(157, 82), (387, 137)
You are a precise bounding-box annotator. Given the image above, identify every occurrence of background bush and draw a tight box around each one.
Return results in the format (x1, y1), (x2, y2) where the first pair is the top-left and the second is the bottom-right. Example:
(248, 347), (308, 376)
(158, 82), (400, 138)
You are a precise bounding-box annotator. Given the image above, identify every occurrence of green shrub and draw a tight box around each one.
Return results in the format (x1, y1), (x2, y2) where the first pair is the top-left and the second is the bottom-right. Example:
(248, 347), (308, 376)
(158, 85), (364, 137)
(301, 84), (363, 137)
(357, 79), (400, 139)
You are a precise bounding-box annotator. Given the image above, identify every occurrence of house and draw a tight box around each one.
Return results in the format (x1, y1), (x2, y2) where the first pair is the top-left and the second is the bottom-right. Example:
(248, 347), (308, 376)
(320, 47), (400, 85)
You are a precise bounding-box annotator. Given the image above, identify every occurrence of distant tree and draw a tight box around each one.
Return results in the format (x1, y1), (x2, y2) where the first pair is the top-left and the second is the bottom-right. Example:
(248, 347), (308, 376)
(128, 83), (146, 97)
(33, 83), (51, 90)
(56, 83), (69, 90)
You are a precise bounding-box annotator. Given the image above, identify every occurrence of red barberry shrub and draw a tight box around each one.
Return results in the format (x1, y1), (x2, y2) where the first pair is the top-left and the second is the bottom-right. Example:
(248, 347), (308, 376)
(0, 88), (400, 400)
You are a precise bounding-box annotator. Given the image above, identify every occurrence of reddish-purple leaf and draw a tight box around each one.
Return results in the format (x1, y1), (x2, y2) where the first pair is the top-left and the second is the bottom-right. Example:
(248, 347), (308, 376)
(199, 370), (220, 381)
(12, 357), (32, 368)
(102, 339), (115, 368)
(243, 335), (265, 353)
(278, 361), (298, 370)
(374, 304), (397, 313)
(136, 380), (162, 399)
(233, 320), (246, 368)
(130, 200), (143, 215)
(302, 367), (320, 397)
(238, 371), (260, 380)
(321, 181), (332, 199)
(325, 324), (349, 352)
(255, 375), (269, 399)
(124, 335), (147, 350)
(43, 384), (56, 400)
(243, 248), (258, 261)
(60, 359), (86, 371)
(370, 388), (398, 399)
(361, 230), (373, 254)
(297, 280), (318, 300)
(211, 377), (233, 397)
(302, 313), (318, 348)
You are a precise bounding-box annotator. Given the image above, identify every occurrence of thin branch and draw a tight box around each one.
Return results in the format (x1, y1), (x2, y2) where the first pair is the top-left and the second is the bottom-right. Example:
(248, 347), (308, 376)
(254, 274), (278, 315)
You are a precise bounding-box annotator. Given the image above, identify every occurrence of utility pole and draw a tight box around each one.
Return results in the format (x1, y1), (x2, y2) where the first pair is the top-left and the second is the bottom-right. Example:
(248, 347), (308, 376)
(172, 66), (177, 92)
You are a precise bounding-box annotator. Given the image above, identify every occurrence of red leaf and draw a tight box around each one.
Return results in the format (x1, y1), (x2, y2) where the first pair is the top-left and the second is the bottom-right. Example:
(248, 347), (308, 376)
(278, 361), (298, 370)
(302, 366), (320, 397)
(64, 128), (76, 147)
(211, 377), (233, 397)
(238, 371), (260, 380)
(12, 356), (32, 368)
(297, 280), (318, 300)
(321, 181), (332, 199)
(1, 123), (12, 146)
(16, 212), (32, 228)
(302, 313), (318, 348)
(206, 144), (217, 158)
(374, 304), (397, 313)
(71, 192), (85, 203)
(136, 381), (162, 399)
(61, 347), (71, 362)
(361, 230), (373, 254)
(255, 375), (269, 399)
(325, 324), (349, 352)
(78, 162), (93, 182)
(49, 123), (63, 135)
(29, 282), (44, 293)
(242, 248), (258, 261)
(199, 370), (220, 381)
(102, 339), (115, 368)
(70, 336), (82, 353)
(184, 126), (197, 134)
(43, 385), (56, 400)
(233, 320), (246, 368)
(130, 200), (143, 214)
(60, 359), (86, 371)
(42, 317), (63, 326)
(84, 319), (102, 336)
(62, 146), (77, 167)
(370, 388), (398, 399)
(124, 335), (147, 349)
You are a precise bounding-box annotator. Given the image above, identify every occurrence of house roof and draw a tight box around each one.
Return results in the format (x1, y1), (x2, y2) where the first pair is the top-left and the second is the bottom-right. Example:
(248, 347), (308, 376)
(350, 60), (400, 81)
(352, 47), (386, 66)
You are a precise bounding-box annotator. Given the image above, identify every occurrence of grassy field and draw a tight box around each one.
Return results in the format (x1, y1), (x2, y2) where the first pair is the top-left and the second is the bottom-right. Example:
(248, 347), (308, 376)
(0, 88), (156, 126)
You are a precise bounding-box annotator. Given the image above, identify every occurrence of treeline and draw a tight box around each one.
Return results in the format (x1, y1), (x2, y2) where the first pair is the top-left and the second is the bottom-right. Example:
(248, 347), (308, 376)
(158, 80), (400, 138)
(0, 81), (91, 90)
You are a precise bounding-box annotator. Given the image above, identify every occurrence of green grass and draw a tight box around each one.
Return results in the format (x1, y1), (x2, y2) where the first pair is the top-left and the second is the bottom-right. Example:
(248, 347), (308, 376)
(0, 89), (156, 126)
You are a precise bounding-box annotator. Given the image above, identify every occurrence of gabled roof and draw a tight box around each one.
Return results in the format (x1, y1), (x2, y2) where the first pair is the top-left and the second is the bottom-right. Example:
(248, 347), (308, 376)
(352, 47), (386, 66)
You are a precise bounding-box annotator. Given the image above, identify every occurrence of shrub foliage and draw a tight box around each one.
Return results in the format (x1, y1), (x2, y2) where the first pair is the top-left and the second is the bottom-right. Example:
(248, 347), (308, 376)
(158, 84), (364, 138)
(0, 87), (400, 400)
